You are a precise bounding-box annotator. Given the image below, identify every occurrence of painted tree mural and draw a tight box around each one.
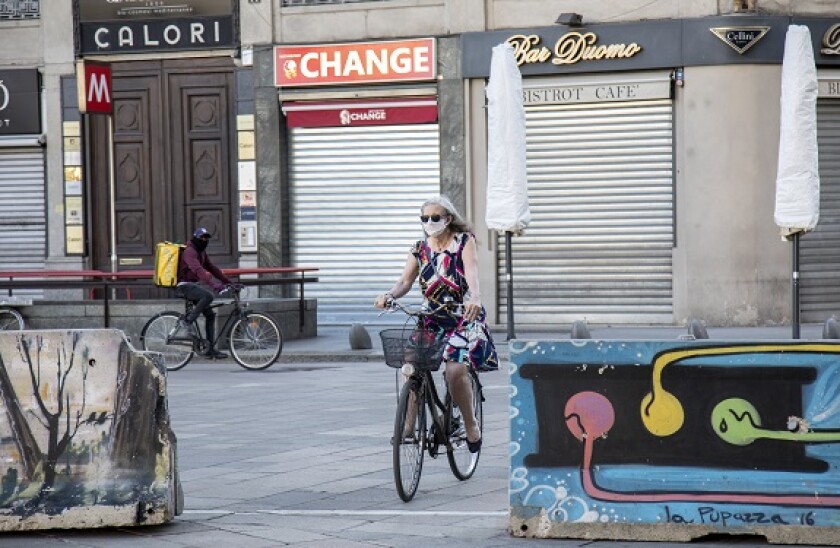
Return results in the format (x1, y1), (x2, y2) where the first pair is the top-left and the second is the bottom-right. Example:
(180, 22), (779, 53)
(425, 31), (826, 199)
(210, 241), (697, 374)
(16, 332), (102, 500)
(0, 330), (180, 527)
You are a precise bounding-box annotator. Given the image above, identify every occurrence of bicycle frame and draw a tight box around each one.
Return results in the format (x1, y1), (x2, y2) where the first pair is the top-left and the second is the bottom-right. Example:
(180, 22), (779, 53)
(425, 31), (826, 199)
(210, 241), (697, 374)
(168, 290), (249, 349)
(417, 369), (450, 455)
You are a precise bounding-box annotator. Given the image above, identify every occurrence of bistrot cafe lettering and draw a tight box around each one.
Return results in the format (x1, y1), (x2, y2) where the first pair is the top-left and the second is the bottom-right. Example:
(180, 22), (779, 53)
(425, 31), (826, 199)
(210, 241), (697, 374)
(507, 32), (642, 67)
(274, 38), (436, 87)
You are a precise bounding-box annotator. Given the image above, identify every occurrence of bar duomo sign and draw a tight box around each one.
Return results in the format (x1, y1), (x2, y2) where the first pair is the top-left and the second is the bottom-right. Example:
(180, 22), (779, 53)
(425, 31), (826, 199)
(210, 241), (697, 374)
(78, 0), (235, 54)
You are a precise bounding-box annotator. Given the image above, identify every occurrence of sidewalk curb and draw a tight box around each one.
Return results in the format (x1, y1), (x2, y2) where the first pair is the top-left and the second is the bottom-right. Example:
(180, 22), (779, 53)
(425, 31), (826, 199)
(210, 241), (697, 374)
(280, 352), (385, 363)
(279, 349), (514, 363)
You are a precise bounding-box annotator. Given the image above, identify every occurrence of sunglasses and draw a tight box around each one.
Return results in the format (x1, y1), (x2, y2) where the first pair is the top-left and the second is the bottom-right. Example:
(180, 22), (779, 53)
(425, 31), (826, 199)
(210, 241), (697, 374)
(420, 214), (445, 223)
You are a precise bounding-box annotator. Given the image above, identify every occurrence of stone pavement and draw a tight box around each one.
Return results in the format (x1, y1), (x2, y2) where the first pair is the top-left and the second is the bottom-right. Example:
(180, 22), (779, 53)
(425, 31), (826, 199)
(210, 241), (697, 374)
(0, 322), (818, 547)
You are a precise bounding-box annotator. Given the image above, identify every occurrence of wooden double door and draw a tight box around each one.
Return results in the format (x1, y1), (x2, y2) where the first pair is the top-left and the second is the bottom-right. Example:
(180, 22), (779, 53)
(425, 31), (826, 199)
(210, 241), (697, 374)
(90, 58), (237, 284)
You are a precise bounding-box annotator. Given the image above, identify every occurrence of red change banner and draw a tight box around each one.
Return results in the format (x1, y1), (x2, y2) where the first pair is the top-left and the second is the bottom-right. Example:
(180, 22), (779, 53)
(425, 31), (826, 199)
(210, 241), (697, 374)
(283, 98), (438, 128)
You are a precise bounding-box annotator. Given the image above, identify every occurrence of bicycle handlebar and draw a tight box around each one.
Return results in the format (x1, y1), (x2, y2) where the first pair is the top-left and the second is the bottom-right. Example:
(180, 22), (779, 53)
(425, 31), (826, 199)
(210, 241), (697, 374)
(219, 283), (245, 297)
(380, 298), (462, 318)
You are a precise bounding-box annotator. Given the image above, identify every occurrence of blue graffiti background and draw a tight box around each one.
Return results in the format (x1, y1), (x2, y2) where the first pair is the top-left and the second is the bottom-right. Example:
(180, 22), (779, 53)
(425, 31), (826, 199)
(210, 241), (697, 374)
(509, 339), (840, 528)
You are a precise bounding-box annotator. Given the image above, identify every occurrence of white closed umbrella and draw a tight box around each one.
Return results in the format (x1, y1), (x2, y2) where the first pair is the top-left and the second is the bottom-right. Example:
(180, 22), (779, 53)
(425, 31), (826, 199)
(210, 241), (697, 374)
(485, 42), (530, 339)
(774, 24), (820, 338)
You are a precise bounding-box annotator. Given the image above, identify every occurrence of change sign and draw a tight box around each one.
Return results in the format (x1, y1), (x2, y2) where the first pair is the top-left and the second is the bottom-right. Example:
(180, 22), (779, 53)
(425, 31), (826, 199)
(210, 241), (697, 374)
(274, 38), (436, 87)
(77, 61), (112, 114)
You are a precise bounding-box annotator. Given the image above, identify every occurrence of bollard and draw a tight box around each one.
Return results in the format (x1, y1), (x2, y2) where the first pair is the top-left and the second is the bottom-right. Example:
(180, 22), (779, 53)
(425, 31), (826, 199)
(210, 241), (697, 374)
(349, 323), (372, 350)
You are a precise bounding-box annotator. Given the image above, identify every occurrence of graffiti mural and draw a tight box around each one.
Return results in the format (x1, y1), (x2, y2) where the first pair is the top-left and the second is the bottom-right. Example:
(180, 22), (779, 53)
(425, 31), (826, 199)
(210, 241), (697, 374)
(509, 340), (840, 544)
(0, 329), (180, 530)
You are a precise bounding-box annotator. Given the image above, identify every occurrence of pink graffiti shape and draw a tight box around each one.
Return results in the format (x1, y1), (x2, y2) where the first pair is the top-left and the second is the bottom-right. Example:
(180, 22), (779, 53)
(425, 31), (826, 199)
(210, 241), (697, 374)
(565, 393), (840, 507)
(565, 391), (615, 441)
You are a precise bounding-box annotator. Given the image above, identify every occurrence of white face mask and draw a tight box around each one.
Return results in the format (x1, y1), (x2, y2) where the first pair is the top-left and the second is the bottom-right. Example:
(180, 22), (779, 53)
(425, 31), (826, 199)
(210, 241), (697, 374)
(423, 219), (448, 237)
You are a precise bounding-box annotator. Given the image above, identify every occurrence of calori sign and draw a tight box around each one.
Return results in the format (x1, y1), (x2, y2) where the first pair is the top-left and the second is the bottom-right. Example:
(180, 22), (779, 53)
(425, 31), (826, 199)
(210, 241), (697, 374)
(274, 38), (436, 87)
(77, 61), (112, 114)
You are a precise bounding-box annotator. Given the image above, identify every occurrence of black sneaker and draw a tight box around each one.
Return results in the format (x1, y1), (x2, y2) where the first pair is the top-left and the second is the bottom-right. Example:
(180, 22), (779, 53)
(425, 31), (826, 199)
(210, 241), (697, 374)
(203, 349), (228, 360)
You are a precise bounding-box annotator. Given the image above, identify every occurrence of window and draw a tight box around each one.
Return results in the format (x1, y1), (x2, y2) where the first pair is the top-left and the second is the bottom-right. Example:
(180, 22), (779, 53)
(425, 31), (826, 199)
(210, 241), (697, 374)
(0, 0), (39, 19)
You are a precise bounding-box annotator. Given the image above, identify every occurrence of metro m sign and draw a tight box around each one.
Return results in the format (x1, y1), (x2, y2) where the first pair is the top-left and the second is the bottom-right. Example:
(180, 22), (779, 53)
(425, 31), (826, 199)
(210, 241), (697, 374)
(76, 61), (112, 114)
(275, 38), (436, 87)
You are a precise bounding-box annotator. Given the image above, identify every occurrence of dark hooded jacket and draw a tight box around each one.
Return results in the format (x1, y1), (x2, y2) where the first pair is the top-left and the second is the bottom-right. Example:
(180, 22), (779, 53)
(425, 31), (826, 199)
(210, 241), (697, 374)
(177, 239), (232, 288)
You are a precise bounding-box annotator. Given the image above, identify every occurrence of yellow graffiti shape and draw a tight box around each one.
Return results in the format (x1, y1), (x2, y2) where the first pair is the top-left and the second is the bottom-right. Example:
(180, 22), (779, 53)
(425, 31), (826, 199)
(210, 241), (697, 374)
(641, 343), (840, 438)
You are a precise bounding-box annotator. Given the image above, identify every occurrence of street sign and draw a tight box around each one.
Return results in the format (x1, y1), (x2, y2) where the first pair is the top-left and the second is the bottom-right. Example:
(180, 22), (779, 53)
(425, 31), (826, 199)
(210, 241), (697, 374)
(76, 61), (112, 114)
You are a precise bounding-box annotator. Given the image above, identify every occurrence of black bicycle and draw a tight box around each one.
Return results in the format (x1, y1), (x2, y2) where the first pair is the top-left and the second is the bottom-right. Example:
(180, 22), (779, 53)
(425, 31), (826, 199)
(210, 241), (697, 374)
(140, 284), (283, 371)
(0, 307), (24, 330)
(379, 300), (483, 502)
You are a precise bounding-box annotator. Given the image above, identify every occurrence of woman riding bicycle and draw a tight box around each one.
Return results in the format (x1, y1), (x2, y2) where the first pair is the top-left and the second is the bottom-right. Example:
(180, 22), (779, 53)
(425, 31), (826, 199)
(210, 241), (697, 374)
(375, 195), (498, 453)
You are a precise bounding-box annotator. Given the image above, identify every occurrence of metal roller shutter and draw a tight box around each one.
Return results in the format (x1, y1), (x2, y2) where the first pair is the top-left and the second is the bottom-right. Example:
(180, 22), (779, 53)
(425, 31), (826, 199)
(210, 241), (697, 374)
(498, 99), (674, 324)
(801, 99), (840, 322)
(0, 147), (45, 298)
(289, 124), (440, 324)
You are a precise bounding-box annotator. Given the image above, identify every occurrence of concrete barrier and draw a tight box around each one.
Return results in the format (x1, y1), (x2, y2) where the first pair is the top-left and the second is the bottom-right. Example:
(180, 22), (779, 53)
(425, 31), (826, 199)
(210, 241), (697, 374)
(509, 339), (840, 545)
(0, 329), (181, 531)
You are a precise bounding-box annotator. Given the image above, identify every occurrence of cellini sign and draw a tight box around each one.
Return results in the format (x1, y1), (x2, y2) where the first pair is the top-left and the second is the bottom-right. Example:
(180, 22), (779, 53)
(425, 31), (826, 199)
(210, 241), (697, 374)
(274, 39), (436, 87)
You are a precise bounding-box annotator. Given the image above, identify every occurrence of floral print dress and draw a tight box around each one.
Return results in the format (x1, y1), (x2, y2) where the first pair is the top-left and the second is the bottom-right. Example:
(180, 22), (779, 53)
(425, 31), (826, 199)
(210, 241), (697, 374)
(412, 232), (499, 372)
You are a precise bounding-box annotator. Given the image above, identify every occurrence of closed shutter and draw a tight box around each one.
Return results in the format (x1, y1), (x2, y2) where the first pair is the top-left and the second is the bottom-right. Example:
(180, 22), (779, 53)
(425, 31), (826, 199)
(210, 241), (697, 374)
(0, 147), (45, 298)
(498, 99), (674, 324)
(289, 124), (440, 324)
(801, 99), (840, 322)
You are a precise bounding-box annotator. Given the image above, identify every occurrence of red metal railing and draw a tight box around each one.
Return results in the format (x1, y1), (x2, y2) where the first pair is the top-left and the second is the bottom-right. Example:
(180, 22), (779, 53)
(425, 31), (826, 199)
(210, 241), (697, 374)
(0, 267), (319, 328)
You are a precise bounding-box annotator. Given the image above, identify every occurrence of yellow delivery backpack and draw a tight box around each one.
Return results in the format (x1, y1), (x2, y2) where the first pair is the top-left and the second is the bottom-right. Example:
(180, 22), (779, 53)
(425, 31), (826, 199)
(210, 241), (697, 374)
(153, 241), (186, 288)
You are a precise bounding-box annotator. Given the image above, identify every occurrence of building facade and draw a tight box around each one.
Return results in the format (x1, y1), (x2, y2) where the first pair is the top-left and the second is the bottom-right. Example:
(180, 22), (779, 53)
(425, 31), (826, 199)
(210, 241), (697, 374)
(4, 0), (840, 326)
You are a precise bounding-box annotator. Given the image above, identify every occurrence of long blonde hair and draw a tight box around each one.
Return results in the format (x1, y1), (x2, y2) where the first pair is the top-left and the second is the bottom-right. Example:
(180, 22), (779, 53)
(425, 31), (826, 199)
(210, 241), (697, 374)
(421, 195), (472, 234)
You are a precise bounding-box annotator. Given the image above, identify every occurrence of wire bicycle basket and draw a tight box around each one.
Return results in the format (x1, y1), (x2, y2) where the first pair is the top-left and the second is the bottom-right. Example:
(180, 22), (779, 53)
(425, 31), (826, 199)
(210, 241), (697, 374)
(380, 326), (447, 371)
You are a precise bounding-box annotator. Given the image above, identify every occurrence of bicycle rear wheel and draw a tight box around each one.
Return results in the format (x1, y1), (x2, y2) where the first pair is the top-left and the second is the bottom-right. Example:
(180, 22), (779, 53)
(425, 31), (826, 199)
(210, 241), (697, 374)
(229, 312), (283, 370)
(0, 308), (24, 330)
(393, 379), (426, 502)
(447, 371), (482, 480)
(141, 312), (194, 371)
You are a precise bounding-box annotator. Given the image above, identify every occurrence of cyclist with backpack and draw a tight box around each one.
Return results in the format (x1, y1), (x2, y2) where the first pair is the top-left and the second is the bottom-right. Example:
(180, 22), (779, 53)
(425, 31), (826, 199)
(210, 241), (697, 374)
(174, 227), (233, 359)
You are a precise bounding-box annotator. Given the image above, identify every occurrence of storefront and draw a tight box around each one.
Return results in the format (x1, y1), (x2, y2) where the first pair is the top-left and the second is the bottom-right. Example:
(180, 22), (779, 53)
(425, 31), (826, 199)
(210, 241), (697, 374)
(71, 0), (243, 278)
(275, 39), (441, 323)
(802, 63), (840, 322)
(463, 22), (682, 324)
(0, 68), (45, 296)
(464, 17), (840, 326)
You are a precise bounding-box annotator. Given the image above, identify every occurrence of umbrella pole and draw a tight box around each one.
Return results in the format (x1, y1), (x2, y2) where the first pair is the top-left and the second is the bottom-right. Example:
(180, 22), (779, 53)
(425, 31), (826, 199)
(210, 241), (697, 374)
(792, 231), (801, 340)
(505, 231), (516, 340)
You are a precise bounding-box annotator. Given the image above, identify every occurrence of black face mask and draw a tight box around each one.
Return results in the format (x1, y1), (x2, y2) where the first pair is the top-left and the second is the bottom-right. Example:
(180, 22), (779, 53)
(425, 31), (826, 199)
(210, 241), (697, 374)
(192, 237), (209, 252)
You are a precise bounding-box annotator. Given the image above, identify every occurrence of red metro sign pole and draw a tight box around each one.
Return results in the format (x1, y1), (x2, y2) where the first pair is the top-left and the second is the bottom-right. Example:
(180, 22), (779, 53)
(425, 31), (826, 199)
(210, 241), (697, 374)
(76, 61), (117, 276)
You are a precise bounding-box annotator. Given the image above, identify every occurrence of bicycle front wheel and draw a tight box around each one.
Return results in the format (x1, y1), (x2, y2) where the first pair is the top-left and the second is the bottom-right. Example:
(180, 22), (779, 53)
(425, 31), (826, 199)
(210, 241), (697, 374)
(141, 312), (194, 371)
(0, 308), (24, 330)
(229, 312), (283, 370)
(447, 371), (482, 480)
(393, 379), (426, 502)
